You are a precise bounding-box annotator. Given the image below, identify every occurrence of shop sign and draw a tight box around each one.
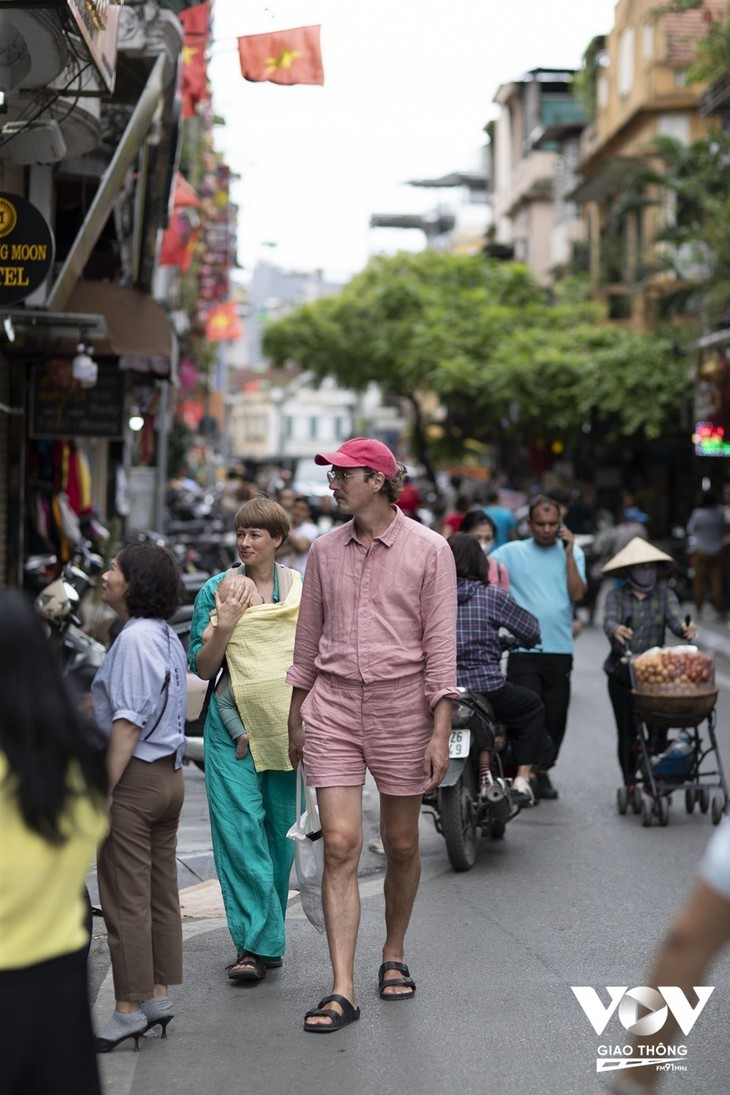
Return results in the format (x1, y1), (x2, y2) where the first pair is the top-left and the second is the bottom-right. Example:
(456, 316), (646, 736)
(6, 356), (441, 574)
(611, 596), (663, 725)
(66, 0), (123, 93)
(693, 421), (730, 457)
(0, 193), (55, 306)
(30, 360), (124, 440)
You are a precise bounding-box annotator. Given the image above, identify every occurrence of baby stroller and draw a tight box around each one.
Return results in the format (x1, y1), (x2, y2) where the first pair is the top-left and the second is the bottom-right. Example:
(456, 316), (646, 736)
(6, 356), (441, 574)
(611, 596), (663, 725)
(618, 645), (729, 828)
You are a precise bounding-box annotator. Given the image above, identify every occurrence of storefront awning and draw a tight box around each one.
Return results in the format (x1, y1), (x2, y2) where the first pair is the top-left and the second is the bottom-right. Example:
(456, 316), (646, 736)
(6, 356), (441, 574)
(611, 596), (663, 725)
(66, 282), (178, 380)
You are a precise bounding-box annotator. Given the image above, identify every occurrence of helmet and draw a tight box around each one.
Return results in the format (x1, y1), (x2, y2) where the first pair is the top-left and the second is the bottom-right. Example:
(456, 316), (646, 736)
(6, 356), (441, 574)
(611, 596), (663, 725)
(34, 578), (79, 622)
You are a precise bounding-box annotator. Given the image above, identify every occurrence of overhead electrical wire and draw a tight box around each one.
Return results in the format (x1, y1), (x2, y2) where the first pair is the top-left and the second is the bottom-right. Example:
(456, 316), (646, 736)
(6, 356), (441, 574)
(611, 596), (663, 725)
(0, 61), (93, 152)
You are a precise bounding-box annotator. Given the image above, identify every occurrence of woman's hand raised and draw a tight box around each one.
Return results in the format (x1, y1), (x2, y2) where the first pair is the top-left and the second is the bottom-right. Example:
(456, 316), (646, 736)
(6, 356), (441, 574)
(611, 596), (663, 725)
(214, 576), (258, 631)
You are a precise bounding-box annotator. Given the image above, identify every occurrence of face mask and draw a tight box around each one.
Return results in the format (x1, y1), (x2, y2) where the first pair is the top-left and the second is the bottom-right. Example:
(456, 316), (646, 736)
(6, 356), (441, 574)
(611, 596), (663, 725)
(480, 543), (492, 556)
(627, 564), (657, 592)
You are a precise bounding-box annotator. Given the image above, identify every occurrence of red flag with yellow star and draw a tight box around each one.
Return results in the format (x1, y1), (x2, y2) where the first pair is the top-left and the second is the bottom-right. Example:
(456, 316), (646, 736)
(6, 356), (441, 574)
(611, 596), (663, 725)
(158, 172), (201, 269)
(237, 24), (324, 86)
(205, 300), (242, 343)
(180, 2), (210, 118)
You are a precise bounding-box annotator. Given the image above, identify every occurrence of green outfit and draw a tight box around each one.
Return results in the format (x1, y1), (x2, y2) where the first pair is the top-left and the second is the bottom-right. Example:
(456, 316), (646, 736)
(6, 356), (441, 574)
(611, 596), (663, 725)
(189, 569), (298, 960)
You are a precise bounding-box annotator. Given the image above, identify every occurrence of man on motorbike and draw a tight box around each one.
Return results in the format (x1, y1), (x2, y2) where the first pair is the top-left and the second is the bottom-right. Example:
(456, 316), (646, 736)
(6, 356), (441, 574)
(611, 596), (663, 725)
(449, 534), (549, 806)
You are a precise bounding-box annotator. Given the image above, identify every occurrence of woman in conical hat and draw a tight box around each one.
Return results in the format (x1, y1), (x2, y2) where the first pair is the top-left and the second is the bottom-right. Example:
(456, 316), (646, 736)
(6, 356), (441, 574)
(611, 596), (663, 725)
(601, 537), (697, 787)
(600, 536), (673, 574)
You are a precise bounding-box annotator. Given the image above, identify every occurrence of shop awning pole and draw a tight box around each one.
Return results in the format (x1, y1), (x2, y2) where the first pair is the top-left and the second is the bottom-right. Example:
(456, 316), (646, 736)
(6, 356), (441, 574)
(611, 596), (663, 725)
(46, 54), (166, 312)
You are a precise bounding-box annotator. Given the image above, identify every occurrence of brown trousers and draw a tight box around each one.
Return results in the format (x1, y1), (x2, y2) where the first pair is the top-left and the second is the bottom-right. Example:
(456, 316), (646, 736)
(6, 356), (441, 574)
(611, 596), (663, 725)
(98, 755), (184, 1001)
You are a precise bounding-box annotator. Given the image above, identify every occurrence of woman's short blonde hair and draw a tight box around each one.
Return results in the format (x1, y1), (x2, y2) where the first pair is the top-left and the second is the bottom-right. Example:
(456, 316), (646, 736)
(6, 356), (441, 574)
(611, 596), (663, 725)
(234, 496), (290, 542)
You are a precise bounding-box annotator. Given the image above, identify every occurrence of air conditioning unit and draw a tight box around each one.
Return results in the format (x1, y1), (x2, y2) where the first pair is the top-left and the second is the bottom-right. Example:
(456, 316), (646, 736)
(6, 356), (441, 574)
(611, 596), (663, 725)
(0, 120), (67, 166)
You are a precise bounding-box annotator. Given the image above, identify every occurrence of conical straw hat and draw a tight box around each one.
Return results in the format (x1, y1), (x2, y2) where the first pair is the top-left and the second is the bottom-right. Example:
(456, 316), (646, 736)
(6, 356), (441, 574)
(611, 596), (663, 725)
(601, 536), (674, 574)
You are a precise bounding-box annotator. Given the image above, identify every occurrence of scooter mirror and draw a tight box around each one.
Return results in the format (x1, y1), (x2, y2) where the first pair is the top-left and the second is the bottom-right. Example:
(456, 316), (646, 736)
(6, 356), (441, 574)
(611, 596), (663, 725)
(62, 581), (81, 606)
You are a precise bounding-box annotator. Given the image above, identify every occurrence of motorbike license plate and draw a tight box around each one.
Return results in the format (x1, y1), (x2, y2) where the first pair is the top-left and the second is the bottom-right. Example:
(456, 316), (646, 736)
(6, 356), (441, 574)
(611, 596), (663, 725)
(448, 729), (471, 758)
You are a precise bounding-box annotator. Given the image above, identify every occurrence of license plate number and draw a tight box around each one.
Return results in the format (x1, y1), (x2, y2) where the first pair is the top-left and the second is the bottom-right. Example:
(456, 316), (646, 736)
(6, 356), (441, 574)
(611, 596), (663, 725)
(448, 729), (471, 758)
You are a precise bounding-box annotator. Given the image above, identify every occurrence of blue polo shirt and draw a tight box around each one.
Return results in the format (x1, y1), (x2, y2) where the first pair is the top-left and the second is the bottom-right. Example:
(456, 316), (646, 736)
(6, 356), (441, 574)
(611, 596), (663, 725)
(490, 539), (586, 654)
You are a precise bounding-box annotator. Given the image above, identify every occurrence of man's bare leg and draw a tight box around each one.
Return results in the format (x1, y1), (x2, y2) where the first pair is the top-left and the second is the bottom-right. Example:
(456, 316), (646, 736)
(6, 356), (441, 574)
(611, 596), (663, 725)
(379, 792), (423, 997)
(305, 785), (363, 1027)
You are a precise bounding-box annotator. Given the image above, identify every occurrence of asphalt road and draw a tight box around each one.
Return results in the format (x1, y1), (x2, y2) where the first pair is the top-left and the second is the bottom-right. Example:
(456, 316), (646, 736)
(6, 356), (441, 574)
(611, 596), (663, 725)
(87, 620), (730, 1095)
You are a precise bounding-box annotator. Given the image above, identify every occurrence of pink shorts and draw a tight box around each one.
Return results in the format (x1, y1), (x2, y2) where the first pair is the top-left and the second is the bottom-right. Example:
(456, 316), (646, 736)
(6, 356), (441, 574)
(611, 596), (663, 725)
(301, 671), (433, 796)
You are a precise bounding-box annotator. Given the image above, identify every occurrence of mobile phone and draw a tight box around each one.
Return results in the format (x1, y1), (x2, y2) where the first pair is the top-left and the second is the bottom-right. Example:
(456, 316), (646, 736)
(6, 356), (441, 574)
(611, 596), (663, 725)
(560, 525), (569, 548)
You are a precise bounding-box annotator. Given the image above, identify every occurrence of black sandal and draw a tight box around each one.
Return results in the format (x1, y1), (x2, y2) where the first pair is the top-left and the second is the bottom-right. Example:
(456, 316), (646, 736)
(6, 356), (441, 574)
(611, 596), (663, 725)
(227, 953), (266, 981)
(303, 994), (361, 1033)
(378, 961), (416, 1000)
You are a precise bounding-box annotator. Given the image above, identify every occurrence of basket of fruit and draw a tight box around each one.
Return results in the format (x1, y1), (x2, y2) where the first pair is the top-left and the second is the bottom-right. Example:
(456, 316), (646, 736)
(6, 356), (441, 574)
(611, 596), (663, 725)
(631, 646), (717, 726)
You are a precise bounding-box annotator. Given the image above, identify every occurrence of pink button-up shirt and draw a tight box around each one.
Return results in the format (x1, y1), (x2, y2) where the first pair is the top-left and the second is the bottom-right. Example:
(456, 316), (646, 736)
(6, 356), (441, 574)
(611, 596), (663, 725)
(286, 507), (459, 711)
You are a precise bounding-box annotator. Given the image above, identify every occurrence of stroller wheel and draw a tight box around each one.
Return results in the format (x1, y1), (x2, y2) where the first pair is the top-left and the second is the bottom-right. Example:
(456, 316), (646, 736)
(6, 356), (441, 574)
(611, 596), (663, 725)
(698, 788), (710, 814)
(617, 786), (628, 815)
(711, 796), (725, 826)
(631, 786), (643, 814)
(658, 797), (670, 827)
(641, 797), (653, 828)
(685, 789), (696, 814)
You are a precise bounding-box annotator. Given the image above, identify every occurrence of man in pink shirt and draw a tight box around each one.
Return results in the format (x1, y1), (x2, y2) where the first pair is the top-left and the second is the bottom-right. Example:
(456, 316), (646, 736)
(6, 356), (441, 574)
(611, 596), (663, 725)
(287, 438), (458, 1033)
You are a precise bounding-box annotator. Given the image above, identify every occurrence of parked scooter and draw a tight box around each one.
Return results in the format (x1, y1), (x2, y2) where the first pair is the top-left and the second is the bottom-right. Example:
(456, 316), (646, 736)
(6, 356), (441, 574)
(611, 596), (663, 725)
(422, 688), (522, 871)
(34, 565), (107, 696)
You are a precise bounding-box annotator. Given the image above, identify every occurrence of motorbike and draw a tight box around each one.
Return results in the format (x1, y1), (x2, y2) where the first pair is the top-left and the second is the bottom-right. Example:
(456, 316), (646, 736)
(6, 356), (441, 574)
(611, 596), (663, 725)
(34, 565), (108, 696)
(134, 525), (234, 604)
(422, 687), (523, 872)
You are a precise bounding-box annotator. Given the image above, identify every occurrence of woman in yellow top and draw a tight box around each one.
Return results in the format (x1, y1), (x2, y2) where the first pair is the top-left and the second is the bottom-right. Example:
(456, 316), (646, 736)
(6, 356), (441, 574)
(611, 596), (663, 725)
(190, 496), (302, 982)
(0, 590), (108, 1095)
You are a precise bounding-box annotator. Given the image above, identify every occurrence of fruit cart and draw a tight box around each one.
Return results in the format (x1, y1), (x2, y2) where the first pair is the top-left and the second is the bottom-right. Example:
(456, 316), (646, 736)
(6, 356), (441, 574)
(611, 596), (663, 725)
(618, 646), (729, 828)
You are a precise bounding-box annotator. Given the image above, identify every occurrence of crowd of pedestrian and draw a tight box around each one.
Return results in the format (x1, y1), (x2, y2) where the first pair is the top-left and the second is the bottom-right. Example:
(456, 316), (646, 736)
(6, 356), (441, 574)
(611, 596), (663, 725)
(6, 438), (730, 1093)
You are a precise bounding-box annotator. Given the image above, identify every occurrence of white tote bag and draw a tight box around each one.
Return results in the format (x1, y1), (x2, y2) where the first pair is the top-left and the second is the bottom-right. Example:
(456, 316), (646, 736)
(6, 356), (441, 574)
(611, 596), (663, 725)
(286, 765), (325, 932)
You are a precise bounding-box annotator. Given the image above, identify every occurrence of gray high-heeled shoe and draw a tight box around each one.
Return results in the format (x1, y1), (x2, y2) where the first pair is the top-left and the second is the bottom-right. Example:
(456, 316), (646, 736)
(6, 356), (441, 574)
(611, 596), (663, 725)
(95, 1009), (147, 1053)
(140, 997), (174, 1037)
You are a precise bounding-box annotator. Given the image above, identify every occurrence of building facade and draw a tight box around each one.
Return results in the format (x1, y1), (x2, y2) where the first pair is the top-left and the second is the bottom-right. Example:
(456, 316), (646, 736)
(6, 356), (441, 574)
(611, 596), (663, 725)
(571, 0), (726, 328)
(487, 68), (586, 281)
(0, 0), (186, 586)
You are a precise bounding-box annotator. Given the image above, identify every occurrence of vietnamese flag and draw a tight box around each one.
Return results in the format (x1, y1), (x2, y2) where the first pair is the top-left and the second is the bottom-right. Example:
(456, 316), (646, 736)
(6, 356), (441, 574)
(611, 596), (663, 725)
(205, 300), (242, 342)
(180, 2), (210, 118)
(158, 214), (187, 268)
(171, 171), (202, 210)
(237, 24), (324, 86)
(159, 215), (199, 272)
(159, 173), (202, 269)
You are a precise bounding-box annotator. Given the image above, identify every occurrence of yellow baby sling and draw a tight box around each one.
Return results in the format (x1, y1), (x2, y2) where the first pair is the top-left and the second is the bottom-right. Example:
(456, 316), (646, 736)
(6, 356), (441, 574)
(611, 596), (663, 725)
(225, 565), (301, 772)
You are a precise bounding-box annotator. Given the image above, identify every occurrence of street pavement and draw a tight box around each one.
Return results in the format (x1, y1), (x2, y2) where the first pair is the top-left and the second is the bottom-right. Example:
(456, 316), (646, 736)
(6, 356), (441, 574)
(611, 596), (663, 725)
(87, 619), (730, 1095)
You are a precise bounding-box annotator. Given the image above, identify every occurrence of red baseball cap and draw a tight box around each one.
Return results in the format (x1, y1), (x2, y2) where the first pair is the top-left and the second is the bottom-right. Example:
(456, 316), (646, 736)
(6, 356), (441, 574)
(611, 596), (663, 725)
(314, 437), (398, 477)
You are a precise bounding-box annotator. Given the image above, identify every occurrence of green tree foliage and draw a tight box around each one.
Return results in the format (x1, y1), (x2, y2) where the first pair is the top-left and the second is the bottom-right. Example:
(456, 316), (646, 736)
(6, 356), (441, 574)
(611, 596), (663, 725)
(263, 251), (687, 464)
(629, 134), (730, 326)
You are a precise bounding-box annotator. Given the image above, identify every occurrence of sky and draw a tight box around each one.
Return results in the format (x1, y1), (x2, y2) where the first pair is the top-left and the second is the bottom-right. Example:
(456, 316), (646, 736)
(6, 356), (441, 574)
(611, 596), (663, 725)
(208, 0), (621, 284)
